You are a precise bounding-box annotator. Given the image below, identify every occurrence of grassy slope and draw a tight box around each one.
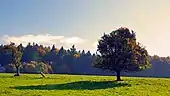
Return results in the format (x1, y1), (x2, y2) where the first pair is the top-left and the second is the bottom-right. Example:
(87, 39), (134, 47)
(0, 73), (170, 96)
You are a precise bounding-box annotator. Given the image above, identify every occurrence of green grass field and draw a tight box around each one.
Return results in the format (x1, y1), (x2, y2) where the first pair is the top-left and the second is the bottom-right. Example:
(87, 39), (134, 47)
(0, 73), (170, 96)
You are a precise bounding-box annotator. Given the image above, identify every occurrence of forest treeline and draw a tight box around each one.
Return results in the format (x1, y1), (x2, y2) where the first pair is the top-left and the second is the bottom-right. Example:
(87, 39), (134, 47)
(0, 42), (170, 77)
(0, 43), (97, 74)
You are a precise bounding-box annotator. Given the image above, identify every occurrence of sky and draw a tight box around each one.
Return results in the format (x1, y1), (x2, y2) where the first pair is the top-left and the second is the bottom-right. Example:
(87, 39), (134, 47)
(0, 0), (170, 56)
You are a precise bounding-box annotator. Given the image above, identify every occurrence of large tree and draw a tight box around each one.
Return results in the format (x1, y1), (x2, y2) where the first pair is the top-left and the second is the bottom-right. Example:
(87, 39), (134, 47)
(93, 27), (151, 81)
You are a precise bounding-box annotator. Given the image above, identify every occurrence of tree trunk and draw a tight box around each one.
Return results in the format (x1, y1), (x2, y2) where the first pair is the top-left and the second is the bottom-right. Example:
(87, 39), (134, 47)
(14, 67), (20, 76)
(40, 72), (45, 78)
(116, 71), (122, 81)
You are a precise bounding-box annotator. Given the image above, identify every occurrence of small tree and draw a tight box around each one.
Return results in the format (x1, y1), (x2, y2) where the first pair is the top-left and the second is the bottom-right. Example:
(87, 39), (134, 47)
(93, 27), (151, 81)
(4, 42), (22, 76)
(13, 49), (22, 76)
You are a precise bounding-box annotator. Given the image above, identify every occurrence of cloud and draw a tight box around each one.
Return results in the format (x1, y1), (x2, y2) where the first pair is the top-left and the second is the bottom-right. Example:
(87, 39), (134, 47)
(1, 34), (97, 53)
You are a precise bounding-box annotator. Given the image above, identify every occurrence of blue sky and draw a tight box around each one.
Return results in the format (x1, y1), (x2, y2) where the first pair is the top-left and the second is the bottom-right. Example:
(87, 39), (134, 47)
(0, 0), (170, 56)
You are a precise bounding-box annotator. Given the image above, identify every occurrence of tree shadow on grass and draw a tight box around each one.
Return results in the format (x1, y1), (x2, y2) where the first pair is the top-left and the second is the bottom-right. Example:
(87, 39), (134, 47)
(0, 75), (14, 78)
(13, 81), (131, 90)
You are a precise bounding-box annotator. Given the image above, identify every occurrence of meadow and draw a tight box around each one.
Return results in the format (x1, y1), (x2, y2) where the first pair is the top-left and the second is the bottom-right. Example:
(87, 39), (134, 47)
(0, 73), (170, 96)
